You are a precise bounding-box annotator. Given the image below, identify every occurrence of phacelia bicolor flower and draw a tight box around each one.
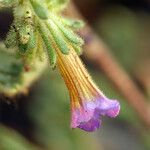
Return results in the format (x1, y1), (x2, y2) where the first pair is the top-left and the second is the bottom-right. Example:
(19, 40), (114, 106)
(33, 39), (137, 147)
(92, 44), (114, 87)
(4, 0), (120, 132)
(57, 46), (120, 132)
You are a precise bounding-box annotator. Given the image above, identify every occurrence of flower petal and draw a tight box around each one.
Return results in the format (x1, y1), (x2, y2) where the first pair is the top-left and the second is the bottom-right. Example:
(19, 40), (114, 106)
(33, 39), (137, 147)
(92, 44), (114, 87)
(97, 97), (120, 118)
(71, 97), (120, 132)
(78, 118), (101, 132)
(57, 45), (120, 132)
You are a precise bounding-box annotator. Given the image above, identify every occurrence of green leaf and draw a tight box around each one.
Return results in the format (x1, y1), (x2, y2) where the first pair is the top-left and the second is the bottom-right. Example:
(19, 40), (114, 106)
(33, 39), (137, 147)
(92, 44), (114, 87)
(0, 49), (23, 86)
(50, 15), (84, 46)
(46, 0), (69, 12)
(5, 24), (17, 48)
(72, 44), (83, 55)
(37, 21), (56, 67)
(19, 25), (31, 45)
(18, 26), (36, 53)
(18, 43), (28, 53)
(62, 18), (85, 30)
(30, 0), (48, 20)
(0, 0), (18, 7)
(27, 30), (36, 50)
(47, 20), (70, 54)
(0, 125), (40, 150)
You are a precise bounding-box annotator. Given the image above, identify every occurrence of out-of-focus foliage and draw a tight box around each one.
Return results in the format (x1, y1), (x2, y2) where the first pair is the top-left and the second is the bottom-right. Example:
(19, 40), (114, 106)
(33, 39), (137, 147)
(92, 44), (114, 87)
(0, 46), (23, 87)
(93, 3), (150, 149)
(95, 4), (150, 95)
(96, 6), (139, 70)
(0, 125), (40, 150)
(0, 43), (47, 97)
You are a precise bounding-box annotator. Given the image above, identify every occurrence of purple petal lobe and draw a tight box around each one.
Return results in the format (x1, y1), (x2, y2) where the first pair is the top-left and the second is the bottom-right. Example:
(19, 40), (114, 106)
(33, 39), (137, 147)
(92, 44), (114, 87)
(98, 97), (120, 118)
(71, 96), (120, 132)
(78, 118), (101, 132)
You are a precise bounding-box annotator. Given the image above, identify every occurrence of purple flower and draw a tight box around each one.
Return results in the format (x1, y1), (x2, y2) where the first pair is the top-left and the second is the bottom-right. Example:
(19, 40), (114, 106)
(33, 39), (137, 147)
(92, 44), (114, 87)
(57, 46), (120, 132)
(71, 97), (120, 132)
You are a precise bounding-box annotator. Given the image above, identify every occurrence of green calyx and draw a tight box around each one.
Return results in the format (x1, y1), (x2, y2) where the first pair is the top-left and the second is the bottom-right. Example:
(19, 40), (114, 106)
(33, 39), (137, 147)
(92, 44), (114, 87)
(4, 0), (84, 68)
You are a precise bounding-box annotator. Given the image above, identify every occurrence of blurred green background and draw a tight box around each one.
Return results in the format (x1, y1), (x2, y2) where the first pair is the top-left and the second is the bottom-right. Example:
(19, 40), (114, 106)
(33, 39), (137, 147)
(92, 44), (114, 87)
(0, 0), (150, 150)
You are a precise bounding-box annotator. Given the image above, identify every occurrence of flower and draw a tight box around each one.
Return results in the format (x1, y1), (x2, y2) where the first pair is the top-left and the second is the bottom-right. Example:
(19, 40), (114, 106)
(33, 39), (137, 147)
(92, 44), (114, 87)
(57, 46), (120, 132)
